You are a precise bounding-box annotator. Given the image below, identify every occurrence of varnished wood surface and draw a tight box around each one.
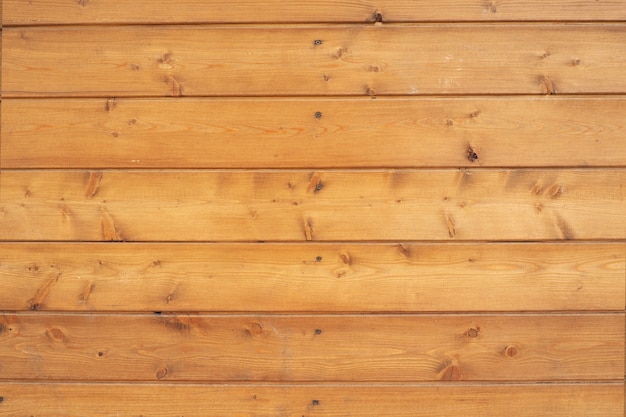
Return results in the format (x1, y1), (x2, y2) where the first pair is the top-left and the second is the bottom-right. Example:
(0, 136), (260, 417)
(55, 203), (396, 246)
(0, 313), (622, 381)
(0, 382), (622, 417)
(0, 243), (623, 312)
(4, 0), (626, 25)
(2, 97), (625, 169)
(3, 24), (625, 97)
(1, 169), (624, 241)
(1, 0), (624, 413)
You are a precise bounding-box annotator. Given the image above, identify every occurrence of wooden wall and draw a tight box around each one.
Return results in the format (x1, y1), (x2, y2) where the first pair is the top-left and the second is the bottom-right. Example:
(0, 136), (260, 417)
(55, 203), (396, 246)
(1, 1), (625, 416)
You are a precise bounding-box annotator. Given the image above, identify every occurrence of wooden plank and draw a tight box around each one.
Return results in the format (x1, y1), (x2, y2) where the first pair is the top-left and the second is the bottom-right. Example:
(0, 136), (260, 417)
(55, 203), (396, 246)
(3, 0), (626, 25)
(0, 313), (622, 381)
(0, 382), (622, 417)
(3, 24), (625, 97)
(3, 97), (626, 169)
(0, 243), (623, 312)
(0, 169), (624, 241)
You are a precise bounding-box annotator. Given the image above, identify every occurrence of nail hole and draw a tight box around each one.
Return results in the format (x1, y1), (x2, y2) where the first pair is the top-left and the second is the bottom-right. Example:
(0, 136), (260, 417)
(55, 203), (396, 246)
(314, 111), (322, 119)
(315, 329), (322, 335)
(313, 39), (323, 46)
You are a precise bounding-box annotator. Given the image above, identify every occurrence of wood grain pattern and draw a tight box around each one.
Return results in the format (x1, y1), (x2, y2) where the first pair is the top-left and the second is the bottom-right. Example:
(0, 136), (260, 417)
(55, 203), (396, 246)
(1, 382), (622, 417)
(4, 0), (626, 25)
(1, 169), (624, 241)
(3, 97), (625, 169)
(0, 243), (623, 312)
(0, 313), (622, 381)
(1, 0), (625, 412)
(3, 24), (625, 97)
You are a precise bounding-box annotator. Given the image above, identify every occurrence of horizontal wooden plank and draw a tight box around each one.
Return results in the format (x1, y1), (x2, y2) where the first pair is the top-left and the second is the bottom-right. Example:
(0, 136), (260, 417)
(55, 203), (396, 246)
(0, 243), (623, 312)
(0, 313), (622, 381)
(4, 0), (626, 25)
(3, 97), (626, 169)
(3, 25), (625, 97)
(0, 383), (622, 417)
(0, 170), (624, 241)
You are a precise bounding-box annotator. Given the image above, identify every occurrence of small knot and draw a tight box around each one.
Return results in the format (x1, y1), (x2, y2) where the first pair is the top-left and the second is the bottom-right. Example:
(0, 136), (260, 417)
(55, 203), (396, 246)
(467, 146), (479, 162)
(505, 345), (518, 358)
(539, 75), (556, 95)
(339, 252), (351, 265)
(440, 364), (463, 381)
(156, 367), (168, 380)
(467, 328), (479, 338)
(104, 98), (117, 112)
(372, 11), (383, 22)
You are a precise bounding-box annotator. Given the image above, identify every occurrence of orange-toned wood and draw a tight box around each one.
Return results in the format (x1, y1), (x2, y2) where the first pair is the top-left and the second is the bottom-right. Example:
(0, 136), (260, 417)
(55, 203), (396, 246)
(0, 243), (623, 312)
(1, 169), (624, 241)
(3, 97), (626, 169)
(3, 0), (626, 25)
(0, 313), (622, 381)
(3, 25), (625, 97)
(0, 382), (623, 417)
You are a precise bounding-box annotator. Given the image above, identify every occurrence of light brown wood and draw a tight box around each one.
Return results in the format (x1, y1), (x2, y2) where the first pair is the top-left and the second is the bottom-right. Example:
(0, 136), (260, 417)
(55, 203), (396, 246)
(0, 313), (622, 381)
(0, 243), (623, 312)
(3, 97), (626, 169)
(1, 169), (624, 241)
(3, 24), (625, 97)
(4, 0), (626, 25)
(1, 382), (622, 417)
(1, 0), (624, 412)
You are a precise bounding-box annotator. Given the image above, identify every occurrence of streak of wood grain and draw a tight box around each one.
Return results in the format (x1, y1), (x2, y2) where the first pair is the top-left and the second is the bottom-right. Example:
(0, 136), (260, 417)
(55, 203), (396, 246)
(0, 243), (623, 312)
(0, 382), (622, 417)
(3, 25), (625, 97)
(2, 97), (625, 168)
(0, 169), (624, 241)
(0, 313), (622, 381)
(3, 0), (626, 25)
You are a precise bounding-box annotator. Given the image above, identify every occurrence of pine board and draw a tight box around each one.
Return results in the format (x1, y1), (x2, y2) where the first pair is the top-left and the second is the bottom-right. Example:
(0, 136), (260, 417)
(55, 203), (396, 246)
(2, 97), (625, 168)
(0, 313), (622, 381)
(3, 25), (625, 97)
(1, 169), (624, 241)
(0, 382), (622, 417)
(0, 242), (623, 312)
(3, 0), (626, 25)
